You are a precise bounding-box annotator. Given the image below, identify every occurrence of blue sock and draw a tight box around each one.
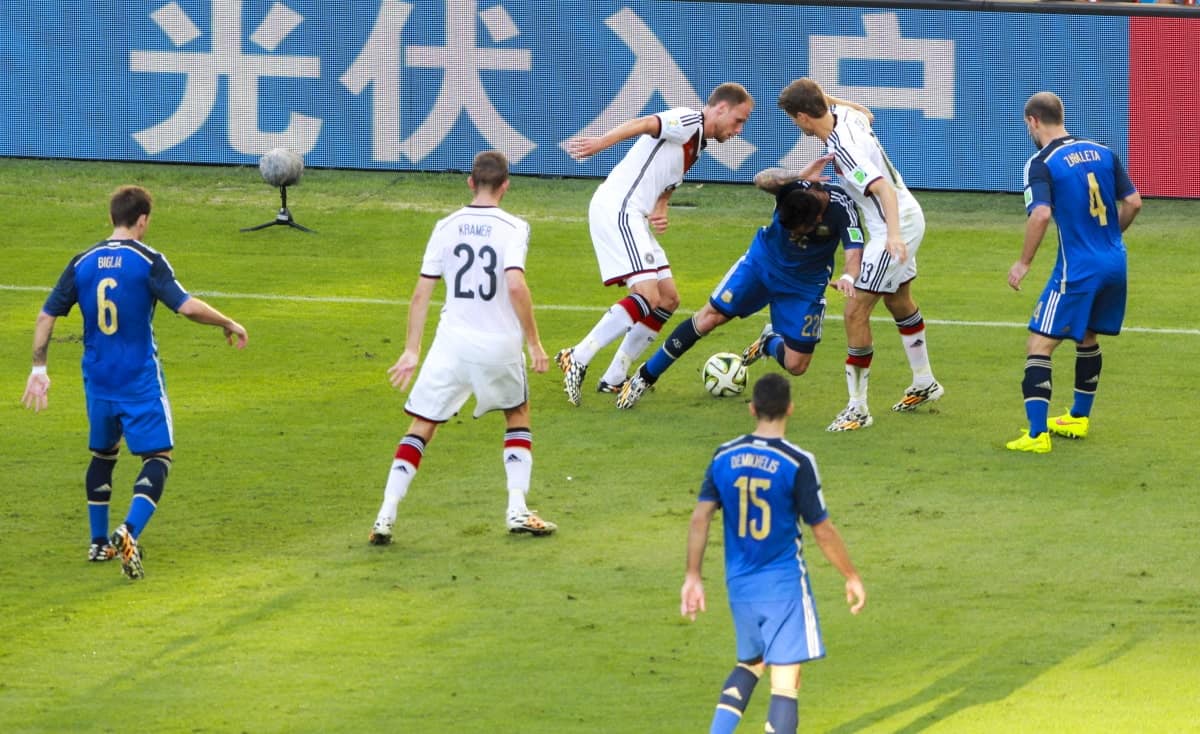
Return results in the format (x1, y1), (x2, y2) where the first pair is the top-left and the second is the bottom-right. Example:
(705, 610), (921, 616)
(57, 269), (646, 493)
(1021, 355), (1052, 436)
(768, 336), (786, 368)
(86, 450), (118, 543)
(709, 663), (760, 734)
(766, 690), (799, 734)
(645, 315), (706, 382)
(1071, 344), (1101, 417)
(125, 456), (170, 538)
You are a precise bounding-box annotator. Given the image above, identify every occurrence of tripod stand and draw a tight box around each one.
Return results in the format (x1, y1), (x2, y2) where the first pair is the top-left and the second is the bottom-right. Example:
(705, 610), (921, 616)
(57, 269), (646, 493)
(241, 185), (315, 233)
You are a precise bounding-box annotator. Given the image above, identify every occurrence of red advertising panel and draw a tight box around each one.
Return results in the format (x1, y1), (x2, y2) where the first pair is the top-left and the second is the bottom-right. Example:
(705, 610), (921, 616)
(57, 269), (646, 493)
(1129, 17), (1200, 198)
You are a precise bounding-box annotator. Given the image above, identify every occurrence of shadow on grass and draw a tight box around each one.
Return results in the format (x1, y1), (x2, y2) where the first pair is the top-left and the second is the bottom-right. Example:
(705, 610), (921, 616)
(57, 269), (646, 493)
(827, 628), (1119, 733)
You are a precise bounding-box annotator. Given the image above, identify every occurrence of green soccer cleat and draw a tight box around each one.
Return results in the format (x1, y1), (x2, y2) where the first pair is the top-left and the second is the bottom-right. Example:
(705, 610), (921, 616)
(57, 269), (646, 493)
(1006, 429), (1051, 454)
(109, 524), (144, 580)
(1047, 412), (1089, 439)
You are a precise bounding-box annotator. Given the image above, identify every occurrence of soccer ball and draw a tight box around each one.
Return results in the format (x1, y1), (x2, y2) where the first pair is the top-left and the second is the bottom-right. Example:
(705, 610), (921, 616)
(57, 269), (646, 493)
(702, 352), (748, 397)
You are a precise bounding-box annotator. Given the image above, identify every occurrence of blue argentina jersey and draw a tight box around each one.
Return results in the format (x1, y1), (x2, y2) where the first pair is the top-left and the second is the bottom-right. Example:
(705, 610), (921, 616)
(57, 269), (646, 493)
(43, 239), (190, 401)
(1023, 137), (1136, 287)
(746, 182), (863, 292)
(699, 434), (828, 603)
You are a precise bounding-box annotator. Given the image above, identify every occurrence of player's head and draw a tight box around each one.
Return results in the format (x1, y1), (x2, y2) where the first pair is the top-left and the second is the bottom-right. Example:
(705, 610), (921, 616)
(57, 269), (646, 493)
(704, 83), (754, 142)
(1023, 92), (1066, 150)
(777, 182), (829, 238)
(110, 186), (152, 230)
(777, 78), (828, 135)
(469, 150), (510, 194)
(750, 373), (792, 422)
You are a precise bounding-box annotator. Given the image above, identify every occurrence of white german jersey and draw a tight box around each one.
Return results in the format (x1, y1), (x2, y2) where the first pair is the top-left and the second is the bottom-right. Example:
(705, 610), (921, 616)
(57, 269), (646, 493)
(827, 105), (923, 242)
(593, 107), (706, 216)
(420, 205), (530, 359)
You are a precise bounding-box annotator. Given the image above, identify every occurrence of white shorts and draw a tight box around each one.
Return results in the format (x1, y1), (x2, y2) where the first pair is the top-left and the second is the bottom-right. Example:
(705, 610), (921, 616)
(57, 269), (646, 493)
(589, 195), (672, 286)
(404, 331), (528, 421)
(854, 208), (926, 294)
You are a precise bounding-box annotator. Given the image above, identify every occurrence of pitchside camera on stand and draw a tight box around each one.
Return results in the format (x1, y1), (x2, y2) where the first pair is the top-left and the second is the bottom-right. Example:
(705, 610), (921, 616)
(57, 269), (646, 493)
(242, 147), (314, 233)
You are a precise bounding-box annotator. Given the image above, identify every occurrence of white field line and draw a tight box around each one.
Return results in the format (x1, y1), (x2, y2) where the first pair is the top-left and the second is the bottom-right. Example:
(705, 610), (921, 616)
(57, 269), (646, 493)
(3, 284), (1197, 336)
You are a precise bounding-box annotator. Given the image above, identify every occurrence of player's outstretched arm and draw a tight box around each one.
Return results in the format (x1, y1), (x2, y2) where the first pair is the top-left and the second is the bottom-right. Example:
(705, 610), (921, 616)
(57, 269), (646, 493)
(564, 115), (661, 161)
(754, 155), (835, 194)
(811, 518), (866, 614)
(681, 501), (717, 621)
(21, 311), (56, 412)
(178, 297), (248, 349)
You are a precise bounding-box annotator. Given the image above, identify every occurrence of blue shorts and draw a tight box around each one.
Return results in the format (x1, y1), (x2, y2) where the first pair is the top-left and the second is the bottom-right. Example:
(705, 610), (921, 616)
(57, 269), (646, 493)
(710, 256), (827, 353)
(86, 395), (174, 455)
(1029, 274), (1126, 343)
(729, 597), (825, 665)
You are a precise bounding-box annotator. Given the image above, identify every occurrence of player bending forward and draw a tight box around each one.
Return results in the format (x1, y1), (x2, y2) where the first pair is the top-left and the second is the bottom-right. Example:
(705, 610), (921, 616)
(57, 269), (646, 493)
(369, 151), (556, 543)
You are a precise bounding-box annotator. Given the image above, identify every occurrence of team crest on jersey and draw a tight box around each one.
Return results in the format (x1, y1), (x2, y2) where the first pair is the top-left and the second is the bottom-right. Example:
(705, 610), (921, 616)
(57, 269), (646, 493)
(720, 290), (733, 303)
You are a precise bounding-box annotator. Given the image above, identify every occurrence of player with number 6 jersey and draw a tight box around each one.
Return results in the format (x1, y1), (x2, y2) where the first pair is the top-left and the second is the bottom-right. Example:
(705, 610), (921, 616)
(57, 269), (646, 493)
(21, 185), (248, 580)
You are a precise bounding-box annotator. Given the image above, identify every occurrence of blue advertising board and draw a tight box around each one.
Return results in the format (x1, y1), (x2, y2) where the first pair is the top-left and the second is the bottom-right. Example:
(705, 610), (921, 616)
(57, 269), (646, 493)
(0, 1), (1129, 192)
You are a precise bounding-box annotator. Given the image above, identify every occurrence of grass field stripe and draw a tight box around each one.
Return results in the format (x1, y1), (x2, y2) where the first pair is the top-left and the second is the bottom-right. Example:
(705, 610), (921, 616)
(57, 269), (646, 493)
(4, 283), (1197, 336)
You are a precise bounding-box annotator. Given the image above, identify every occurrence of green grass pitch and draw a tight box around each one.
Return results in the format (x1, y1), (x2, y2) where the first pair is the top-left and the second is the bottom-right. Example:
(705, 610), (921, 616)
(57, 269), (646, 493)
(1, 158), (1197, 732)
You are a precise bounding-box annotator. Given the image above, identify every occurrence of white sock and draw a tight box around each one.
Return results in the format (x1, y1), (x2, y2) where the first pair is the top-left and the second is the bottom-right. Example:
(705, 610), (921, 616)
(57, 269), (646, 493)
(503, 446), (532, 516)
(377, 459), (417, 524)
(574, 303), (637, 365)
(601, 320), (659, 385)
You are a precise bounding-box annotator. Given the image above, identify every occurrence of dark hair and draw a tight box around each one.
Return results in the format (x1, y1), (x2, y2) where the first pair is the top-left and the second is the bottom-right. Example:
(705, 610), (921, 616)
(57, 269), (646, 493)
(752, 373), (791, 420)
(777, 183), (825, 233)
(707, 82), (752, 108)
(471, 150), (510, 190)
(110, 186), (152, 228)
(777, 78), (828, 119)
(1024, 92), (1064, 126)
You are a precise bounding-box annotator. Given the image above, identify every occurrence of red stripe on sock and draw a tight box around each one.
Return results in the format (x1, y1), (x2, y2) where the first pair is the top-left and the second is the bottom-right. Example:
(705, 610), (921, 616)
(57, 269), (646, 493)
(504, 438), (532, 451)
(394, 442), (424, 467)
(846, 353), (873, 368)
(616, 296), (645, 321)
(897, 322), (924, 336)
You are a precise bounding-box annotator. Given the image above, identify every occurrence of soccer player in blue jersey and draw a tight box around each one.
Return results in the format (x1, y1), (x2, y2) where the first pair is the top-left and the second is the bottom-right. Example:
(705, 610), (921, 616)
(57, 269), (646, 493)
(1006, 92), (1142, 453)
(21, 186), (248, 579)
(614, 159), (864, 410)
(681, 374), (865, 734)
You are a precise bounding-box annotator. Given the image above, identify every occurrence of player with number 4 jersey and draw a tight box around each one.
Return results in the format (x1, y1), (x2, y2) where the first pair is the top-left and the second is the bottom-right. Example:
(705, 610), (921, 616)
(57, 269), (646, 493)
(1006, 92), (1141, 453)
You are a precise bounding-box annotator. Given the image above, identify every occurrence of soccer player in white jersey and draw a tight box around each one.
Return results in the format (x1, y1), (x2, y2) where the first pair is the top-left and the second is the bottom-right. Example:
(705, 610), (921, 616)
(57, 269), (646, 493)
(369, 151), (556, 544)
(778, 78), (944, 432)
(555, 83), (754, 406)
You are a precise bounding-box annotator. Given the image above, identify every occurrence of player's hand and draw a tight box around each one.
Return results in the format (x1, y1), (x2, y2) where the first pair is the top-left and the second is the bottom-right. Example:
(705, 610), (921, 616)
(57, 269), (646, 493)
(21, 371), (50, 412)
(528, 342), (549, 374)
(799, 153), (836, 182)
(564, 137), (602, 162)
(387, 350), (421, 390)
(886, 233), (908, 263)
(648, 212), (669, 234)
(223, 320), (249, 349)
(831, 277), (856, 298)
(1007, 261), (1030, 291)
(845, 576), (866, 615)
(680, 577), (706, 621)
